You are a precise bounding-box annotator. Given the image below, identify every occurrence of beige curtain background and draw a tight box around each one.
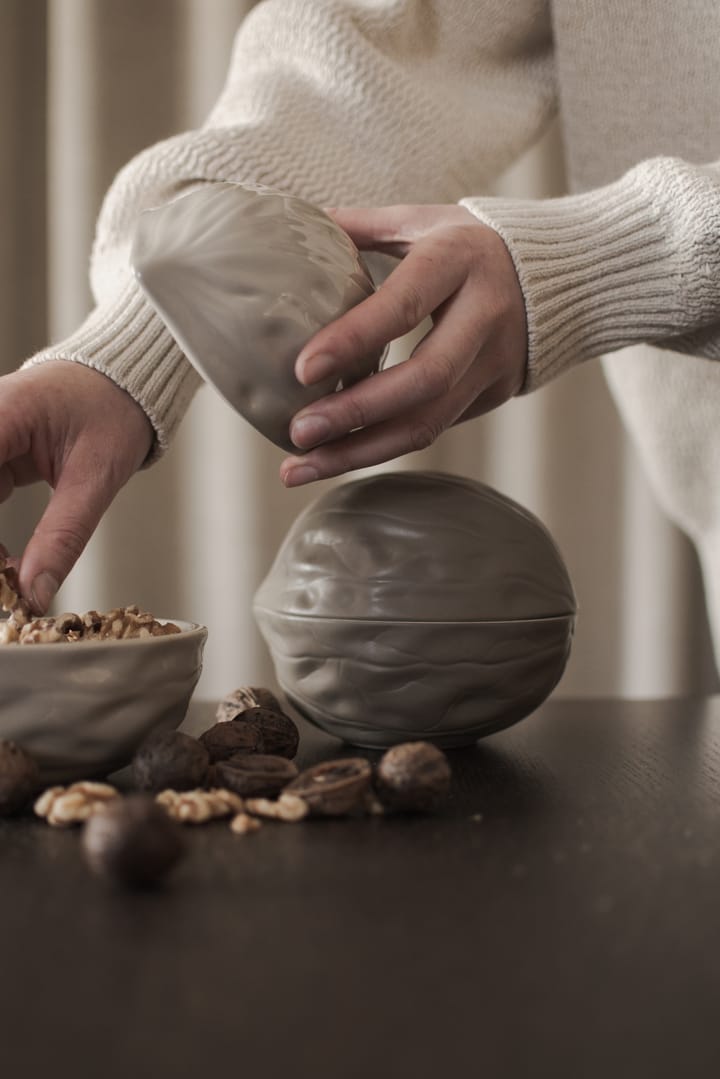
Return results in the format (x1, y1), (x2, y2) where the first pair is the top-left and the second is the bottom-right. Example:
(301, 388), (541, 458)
(1, 0), (717, 702)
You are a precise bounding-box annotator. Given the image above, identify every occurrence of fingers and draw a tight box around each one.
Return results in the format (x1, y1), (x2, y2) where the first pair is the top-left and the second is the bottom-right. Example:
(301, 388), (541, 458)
(295, 228), (470, 387)
(281, 358), (503, 486)
(18, 455), (117, 613)
(289, 287), (489, 450)
(0, 363), (154, 613)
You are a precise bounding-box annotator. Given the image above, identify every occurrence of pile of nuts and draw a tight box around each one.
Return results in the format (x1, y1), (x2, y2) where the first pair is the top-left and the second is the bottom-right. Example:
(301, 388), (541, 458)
(0, 555), (179, 643)
(0, 683), (452, 888)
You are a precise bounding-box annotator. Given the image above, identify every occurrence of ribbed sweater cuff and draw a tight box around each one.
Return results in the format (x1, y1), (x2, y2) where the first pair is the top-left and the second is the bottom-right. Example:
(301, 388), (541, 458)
(22, 279), (201, 461)
(460, 159), (718, 392)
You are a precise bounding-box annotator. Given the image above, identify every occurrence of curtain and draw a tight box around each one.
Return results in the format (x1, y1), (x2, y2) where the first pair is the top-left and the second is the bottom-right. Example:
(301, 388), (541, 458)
(1, 0), (717, 701)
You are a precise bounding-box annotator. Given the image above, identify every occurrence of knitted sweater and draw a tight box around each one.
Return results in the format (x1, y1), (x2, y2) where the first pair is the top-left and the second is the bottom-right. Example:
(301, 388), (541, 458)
(25, 0), (720, 646)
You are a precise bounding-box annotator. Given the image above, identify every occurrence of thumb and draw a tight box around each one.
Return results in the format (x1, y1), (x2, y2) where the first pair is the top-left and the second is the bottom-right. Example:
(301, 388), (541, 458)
(18, 465), (115, 614)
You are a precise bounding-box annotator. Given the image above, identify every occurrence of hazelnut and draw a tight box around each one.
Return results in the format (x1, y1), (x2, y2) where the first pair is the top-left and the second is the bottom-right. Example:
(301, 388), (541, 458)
(0, 740), (40, 815)
(285, 758), (372, 816)
(375, 742), (451, 813)
(83, 795), (187, 887)
(215, 754), (299, 798)
(132, 730), (209, 792)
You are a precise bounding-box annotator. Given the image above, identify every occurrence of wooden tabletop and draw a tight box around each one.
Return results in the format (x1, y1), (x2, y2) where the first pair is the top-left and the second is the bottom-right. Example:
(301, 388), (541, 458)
(3, 695), (720, 1078)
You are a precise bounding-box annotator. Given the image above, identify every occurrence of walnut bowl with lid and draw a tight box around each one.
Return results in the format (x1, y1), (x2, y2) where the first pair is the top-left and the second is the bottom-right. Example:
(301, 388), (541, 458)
(253, 471), (577, 748)
(0, 603), (208, 784)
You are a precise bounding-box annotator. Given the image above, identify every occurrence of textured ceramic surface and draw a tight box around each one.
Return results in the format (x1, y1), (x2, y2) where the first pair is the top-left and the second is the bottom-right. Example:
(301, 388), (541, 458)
(254, 472), (577, 748)
(0, 621), (207, 783)
(132, 182), (381, 451)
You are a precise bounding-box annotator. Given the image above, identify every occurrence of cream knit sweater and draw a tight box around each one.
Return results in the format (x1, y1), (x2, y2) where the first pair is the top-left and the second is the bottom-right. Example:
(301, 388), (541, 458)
(25, 0), (720, 651)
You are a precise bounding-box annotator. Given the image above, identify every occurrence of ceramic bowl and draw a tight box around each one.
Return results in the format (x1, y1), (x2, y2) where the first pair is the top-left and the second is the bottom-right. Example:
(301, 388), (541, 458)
(0, 620), (207, 783)
(132, 181), (382, 451)
(254, 472), (577, 748)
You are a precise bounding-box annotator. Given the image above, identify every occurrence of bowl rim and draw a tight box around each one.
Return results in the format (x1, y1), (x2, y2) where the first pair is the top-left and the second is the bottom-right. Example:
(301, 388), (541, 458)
(0, 617), (207, 652)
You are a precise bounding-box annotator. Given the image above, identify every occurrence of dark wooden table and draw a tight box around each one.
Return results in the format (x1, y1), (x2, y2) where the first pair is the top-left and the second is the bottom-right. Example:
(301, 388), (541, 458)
(3, 696), (720, 1078)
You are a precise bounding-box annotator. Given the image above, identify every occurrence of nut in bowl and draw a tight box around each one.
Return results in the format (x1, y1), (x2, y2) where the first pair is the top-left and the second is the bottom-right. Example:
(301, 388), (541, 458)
(0, 585), (207, 784)
(254, 471), (577, 749)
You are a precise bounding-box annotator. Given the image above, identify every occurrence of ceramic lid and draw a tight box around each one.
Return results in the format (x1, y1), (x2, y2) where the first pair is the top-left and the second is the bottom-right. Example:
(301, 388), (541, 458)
(132, 181), (381, 451)
(254, 471), (577, 623)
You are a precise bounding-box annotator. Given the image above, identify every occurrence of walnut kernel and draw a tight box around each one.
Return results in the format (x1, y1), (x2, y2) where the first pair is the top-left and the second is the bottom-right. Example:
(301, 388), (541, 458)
(34, 781), (120, 827)
(156, 788), (244, 824)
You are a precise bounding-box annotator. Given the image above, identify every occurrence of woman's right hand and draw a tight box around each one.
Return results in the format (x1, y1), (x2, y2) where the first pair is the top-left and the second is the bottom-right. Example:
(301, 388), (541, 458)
(0, 360), (154, 612)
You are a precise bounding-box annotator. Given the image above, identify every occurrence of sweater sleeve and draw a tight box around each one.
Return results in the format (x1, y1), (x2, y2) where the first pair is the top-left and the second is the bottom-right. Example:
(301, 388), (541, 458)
(22, 0), (557, 457)
(461, 156), (720, 392)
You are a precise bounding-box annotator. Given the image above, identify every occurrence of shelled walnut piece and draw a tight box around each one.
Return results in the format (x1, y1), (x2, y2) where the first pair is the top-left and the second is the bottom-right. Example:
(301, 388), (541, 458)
(229, 812), (262, 835)
(34, 782), (120, 827)
(244, 792), (308, 822)
(156, 787), (244, 823)
(154, 787), (308, 826)
(2, 596), (179, 647)
(0, 556), (31, 642)
(1, 553), (180, 643)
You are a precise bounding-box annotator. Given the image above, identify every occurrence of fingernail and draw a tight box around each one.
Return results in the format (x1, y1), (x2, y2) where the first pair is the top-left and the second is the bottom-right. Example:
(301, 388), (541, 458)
(283, 465), (320, 488)
(299, 353), (335, 384)
(30, 571), (59, 614)
(291, 414), (331, 448)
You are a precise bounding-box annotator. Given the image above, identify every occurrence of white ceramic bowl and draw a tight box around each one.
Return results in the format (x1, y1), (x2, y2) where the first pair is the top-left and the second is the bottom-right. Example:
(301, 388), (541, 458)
(253, 613), (574, 749)
(0, 620), (207, 783)
(254, 472), (577, 748)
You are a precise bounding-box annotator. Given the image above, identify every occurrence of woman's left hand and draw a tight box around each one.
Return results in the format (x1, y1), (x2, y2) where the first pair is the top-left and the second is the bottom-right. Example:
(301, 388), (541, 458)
(280, 203), (528, 487)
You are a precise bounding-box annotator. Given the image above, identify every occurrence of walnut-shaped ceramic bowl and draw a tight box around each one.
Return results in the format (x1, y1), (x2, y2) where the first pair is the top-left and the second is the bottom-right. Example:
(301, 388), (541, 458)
(132, 181), (382, 451)
(253, 472), (577, 748)
(0, 621), (207, 783)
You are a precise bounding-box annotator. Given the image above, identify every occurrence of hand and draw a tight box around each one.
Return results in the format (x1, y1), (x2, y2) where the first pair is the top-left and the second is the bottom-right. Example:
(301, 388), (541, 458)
(0, 361), (153, 611)
(280, 204), (527, 487)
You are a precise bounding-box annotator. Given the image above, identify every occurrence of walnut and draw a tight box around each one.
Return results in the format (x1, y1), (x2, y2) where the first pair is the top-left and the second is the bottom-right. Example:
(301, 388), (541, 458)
(132, 730), (209, 792)
(0, 740), (40, 815)
(0, 619), (20, 644)
(216, 686), (284, 723)
(0, 555), (30, 637)
(18, 618), (64, 645)
(198, 707), (299, 762)
(0, 557), (30, 622)
(156, 787), (245, 824)
(84, 606), (181, 641)
(83, 795), (187, 887)
(229, 812), (262, 835)
(214, 754), (298, 798)
(198, 720), (262, 761)
(34, 781), (120, 827)
(284, 759), (372, 817)
(0, 576), (182, 644)
(244, 792), (308, 822)
(375, 742), (451, 813)
(54, 613), (84, 640)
